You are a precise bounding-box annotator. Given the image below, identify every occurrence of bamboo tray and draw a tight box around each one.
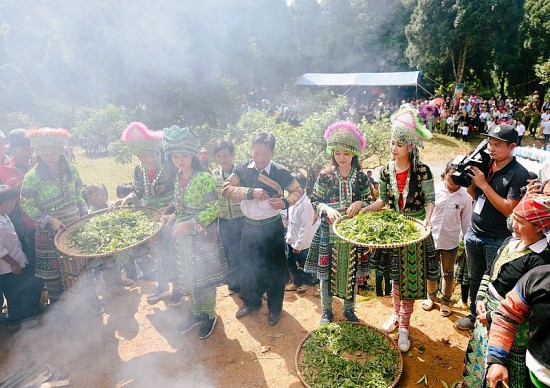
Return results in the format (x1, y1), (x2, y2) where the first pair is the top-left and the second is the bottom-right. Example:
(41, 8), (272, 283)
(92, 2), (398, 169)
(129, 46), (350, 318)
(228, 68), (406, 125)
(333, 213), (430, 249)
(295, 322), (403, 387)
(54, 206), (162, 259)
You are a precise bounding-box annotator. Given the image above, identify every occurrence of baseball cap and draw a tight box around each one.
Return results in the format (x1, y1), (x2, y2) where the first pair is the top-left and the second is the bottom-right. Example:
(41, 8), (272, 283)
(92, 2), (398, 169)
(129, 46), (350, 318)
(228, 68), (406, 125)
(485, 123), (518, 144)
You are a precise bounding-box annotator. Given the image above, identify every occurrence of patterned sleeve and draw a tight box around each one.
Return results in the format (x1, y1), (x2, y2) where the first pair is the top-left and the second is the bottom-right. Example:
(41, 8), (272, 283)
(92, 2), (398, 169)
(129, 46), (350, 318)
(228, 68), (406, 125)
(133, 164), (145, 201)
(20, 169), (43, 223)
(221, 162), (252, 202)
(70, 164), (87, 212)
(310, 172), (328, 213)
(355, 172), (371, 203)
(195, 172), (220, 228)
(419, 164), (435, 204)
(378, 165), (390, 204)
(487, 282), (531, 366)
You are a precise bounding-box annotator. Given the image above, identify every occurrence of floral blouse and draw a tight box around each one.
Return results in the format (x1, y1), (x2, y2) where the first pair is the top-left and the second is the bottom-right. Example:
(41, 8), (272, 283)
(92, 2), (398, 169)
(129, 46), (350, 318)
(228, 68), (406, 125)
(379, 162), (435, 219)
(310, 166), (371, 212)
(21, 163), (86, 225)
(133, 161), (177, 208)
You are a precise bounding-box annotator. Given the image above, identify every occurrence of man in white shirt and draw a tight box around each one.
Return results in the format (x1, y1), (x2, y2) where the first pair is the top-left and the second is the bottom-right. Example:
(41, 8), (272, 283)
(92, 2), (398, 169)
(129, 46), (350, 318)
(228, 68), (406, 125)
(423, 162), (473, 317)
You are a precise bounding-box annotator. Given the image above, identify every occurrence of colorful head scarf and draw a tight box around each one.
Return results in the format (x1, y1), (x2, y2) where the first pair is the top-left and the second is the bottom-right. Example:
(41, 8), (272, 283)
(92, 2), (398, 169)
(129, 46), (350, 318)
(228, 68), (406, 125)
(162, 125), (199, 157)
(121, 122), (163, 154)
(324, 121), (366, 157)
(513, 195), (550, 235)
(26, 128), (70, 156)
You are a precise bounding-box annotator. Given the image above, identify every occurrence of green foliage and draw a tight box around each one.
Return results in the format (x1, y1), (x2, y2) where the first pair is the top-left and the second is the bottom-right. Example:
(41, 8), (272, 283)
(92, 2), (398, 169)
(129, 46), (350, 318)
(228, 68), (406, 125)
(0, 111), (40, 133)
(535, 60), (550, 85)
(108, 140), (134, 165)
(74, 103), (128, 143)
(359, 118), (391, 168)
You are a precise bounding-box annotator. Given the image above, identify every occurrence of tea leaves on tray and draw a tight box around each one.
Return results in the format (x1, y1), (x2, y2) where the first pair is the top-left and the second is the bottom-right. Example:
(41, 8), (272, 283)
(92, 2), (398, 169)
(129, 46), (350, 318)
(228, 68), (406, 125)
(69, 209), (158, 254)
(301, 322), (400, 387)
(335, 210), (421, 245)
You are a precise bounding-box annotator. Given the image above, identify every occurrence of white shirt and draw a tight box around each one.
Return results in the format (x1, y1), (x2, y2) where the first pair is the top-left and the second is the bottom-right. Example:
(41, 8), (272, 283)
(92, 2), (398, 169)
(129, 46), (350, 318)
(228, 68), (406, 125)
(285, 193), (317, 251)
(240, 161), (281, 220)
(461, 125), (469, 135)
(516, 124), (526, 136)
(429, 183), (473, 250)
(0, 214), (28, 275)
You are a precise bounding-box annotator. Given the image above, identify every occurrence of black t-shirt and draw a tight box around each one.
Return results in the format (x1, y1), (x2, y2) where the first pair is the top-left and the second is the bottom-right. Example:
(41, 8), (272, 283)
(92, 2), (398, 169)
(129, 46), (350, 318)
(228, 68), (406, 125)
(471, 158), (529, 238)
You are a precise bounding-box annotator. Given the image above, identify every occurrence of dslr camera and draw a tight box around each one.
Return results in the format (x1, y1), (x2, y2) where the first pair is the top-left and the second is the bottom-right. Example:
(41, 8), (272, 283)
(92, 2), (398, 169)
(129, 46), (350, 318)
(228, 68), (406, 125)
(450, 139), (491, 187)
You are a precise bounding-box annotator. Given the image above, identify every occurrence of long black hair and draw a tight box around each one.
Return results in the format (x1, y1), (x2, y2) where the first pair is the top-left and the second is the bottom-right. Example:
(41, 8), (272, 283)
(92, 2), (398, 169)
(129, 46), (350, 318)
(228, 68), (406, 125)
(321, 153), (362, 175)
(36, 155), (73, 180)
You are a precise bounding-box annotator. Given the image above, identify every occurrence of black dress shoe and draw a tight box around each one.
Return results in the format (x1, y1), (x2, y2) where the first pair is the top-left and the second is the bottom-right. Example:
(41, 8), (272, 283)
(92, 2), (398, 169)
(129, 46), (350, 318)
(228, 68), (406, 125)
(235, 305), (260, 319)
(268, 311), (280, 326)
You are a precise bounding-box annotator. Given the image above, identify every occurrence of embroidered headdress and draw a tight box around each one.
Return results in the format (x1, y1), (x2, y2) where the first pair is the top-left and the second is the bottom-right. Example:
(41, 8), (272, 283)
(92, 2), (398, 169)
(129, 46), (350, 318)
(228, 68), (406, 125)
(324, 121), (366, 157)
(121, 122), (163, 153)
(391, 107), (432, 169)
(162, 125), (199, 157)
(513, 195), (550, 236)
(26, 128), (70, 156)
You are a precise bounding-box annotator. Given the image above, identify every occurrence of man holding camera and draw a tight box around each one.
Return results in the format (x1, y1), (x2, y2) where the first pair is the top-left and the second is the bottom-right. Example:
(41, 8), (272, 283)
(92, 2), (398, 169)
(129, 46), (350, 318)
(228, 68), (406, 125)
(455, 124), (530, 330)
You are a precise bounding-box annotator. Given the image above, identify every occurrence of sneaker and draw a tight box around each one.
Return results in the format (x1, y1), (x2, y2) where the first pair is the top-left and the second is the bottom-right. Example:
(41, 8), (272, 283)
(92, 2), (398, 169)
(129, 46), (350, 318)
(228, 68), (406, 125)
(199, 315), (217, 339)
(87, 298), (105, 315)
(343, 308), (360, 322)
(166, 291), (184, 307)
(455, 315), (475, 331)
(319, 310), (334, 326)
(146, 287), (170, 304)
(381, 314), (399, 333)
(177, 314), (201, 334)
(398, 328), (411, 352)
(120, 277), (134, 287)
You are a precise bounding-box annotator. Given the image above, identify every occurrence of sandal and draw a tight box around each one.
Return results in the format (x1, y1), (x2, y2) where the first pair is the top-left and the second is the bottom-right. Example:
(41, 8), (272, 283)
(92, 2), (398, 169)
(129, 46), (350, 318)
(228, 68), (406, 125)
(440, 304), (452, 317)
(421, 298), (434, 311)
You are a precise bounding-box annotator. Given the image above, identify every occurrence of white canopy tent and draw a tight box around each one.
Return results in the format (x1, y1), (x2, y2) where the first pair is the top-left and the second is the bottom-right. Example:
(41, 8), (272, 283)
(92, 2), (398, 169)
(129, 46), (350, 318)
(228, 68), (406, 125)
(294, 71), (421, 87)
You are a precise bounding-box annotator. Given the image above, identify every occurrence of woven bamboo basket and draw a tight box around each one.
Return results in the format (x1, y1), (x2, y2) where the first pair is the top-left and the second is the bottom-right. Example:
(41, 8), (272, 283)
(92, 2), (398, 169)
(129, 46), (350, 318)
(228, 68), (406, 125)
(295, 322), (403, 387)
(54, 206), (162, 260)
(333, 214), (430, 249)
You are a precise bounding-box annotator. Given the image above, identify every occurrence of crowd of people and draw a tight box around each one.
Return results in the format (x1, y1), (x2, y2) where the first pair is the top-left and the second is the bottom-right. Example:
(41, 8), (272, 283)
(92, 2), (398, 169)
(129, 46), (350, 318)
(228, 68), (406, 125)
(1, 101), (550, 386)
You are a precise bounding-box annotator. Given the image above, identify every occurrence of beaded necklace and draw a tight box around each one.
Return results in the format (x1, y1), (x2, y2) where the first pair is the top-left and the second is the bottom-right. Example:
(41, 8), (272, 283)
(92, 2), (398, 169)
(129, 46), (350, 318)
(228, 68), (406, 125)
(141, 162), (165, 198)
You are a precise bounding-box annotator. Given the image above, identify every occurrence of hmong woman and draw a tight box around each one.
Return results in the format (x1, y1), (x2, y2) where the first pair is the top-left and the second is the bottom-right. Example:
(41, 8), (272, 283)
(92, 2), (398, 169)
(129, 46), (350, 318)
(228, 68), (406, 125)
(462, 195), (550, 387)
(20, 128), (95, 328)
(364, 107), (438, 352)
(119, 122), (179, 304)
(162, 125), (226, 339)
(304, 121), (370, 326)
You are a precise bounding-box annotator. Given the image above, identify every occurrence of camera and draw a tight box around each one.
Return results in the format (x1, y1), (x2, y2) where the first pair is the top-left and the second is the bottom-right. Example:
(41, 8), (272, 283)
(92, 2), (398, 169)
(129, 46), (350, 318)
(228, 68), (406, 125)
(451, 139), (491, 187)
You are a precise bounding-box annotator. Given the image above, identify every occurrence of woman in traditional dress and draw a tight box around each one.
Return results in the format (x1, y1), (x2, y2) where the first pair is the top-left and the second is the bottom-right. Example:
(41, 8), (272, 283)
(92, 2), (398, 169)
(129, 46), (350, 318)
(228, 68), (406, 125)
(462, 195), (550, 387)
(363, 107), (437, 352)
(161, 125), (226, 339)
(304, 121), (370, 326)
(118, 122), (178, 304)
(20, 128), (95, 328)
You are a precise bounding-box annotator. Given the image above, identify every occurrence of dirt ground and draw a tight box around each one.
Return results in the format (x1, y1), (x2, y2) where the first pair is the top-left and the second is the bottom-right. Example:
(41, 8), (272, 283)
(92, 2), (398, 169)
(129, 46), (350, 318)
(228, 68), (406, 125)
(0, 277), (471, 388)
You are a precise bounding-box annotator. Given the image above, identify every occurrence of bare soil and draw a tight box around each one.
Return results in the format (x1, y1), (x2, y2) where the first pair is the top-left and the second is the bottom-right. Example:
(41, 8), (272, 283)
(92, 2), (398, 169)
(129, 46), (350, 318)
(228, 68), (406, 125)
(0, 279), (470, 387)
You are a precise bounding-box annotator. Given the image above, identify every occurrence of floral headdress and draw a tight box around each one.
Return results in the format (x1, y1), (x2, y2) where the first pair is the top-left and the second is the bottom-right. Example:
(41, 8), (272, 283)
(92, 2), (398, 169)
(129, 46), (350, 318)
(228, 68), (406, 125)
(121, 122), (163, 154)
(162, 125), (199, 157)
(26, 128), (70, 156)
(390, 107), (432, 169)
(324, 121), (366, 157)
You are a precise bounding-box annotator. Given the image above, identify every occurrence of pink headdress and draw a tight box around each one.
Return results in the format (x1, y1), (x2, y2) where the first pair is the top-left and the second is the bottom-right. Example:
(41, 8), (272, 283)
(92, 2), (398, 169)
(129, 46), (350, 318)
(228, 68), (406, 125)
(324, 121), (366, 157)
(121, 122), (163, 153)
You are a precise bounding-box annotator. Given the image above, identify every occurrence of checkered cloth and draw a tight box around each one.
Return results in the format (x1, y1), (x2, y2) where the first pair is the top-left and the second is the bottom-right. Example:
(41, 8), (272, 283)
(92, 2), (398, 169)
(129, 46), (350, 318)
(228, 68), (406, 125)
(513, 194), (550, 235)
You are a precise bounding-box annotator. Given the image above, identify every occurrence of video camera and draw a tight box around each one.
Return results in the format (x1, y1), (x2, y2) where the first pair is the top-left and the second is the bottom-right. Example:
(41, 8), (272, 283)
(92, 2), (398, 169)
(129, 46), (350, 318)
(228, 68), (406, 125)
(450, 139), (491, 187)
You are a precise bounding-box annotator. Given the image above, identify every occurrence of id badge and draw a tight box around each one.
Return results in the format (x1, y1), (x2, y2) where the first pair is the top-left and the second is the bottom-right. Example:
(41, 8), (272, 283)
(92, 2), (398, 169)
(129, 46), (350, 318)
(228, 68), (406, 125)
(473, 197), (485, 215)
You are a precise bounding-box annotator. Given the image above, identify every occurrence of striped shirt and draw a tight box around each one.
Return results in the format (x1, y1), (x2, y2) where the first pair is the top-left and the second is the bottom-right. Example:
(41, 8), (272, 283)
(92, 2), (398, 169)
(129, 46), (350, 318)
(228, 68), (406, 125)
(213, 165), (243, 219)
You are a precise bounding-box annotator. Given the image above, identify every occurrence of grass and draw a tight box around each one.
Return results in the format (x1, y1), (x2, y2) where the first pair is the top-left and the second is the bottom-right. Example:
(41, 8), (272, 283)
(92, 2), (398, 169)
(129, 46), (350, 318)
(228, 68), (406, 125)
(74, 148), (134, 201)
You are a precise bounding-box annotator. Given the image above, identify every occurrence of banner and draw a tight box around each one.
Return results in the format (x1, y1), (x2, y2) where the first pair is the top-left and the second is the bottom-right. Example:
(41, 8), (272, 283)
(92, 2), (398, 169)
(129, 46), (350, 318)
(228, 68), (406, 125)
(452, 83), (464, 110)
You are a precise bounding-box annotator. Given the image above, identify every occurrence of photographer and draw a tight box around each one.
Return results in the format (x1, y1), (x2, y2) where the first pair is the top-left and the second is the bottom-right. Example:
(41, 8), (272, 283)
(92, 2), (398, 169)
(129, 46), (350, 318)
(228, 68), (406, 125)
(455, 124), (530, 331)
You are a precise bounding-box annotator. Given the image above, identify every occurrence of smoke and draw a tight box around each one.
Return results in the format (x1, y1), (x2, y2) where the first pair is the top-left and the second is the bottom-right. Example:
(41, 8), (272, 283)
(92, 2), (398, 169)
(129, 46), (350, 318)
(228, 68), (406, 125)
(0, 279), (215, 387)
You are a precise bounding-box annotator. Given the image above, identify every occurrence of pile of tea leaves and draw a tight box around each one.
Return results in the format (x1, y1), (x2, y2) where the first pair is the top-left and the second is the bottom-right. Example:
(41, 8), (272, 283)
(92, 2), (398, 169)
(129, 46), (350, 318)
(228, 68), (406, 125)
(335, 210), (421, 245)
(301, 322), (401, 387)
(69, 209), (158, 254)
